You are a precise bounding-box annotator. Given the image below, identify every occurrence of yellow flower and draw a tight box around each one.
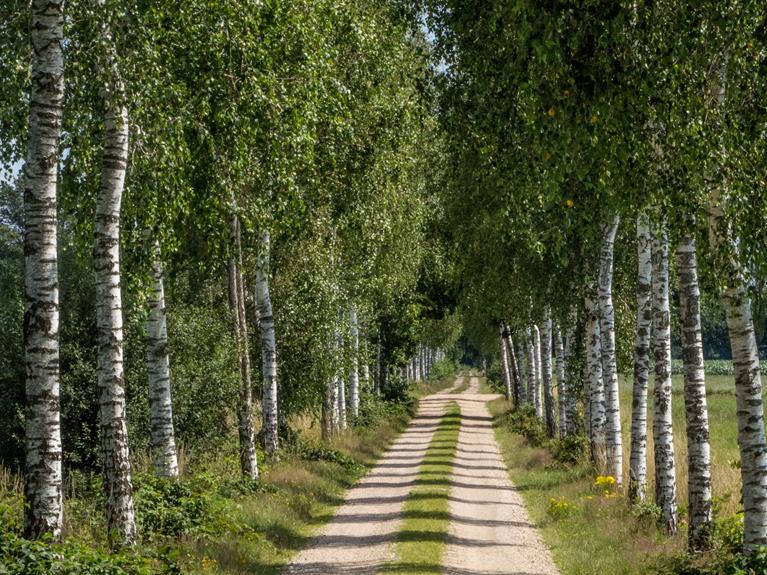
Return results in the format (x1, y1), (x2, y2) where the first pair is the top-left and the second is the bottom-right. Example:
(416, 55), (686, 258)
(547, 106), (557, 117)
(565, 199), (574, 208)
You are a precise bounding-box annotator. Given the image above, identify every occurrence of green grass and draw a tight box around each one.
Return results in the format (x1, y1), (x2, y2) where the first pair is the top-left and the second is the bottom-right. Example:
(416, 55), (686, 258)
(487, 371), (756, 575)
(383, 402), (461, 575)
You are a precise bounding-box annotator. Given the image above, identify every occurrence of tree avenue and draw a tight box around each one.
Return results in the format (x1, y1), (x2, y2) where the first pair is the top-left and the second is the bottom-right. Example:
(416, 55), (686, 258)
(1, 0), (767, 573)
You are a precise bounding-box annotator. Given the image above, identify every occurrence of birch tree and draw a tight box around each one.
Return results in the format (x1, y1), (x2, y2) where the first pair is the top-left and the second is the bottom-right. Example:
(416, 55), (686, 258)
(651, 224), (677, 535)
(22, 0), (65, 541)
(598, 216), (622, 486)
(94, 38), (136, 546)
(534, 325), (543, 418)
(499, 325), (512, 400)
(349, 304), (360, 418)
(553, 324), (567, 436)
(228, 214), (258, 480)
(629, 214), (652, 503)
(256, 231), (279, 458)
(676, 235), (713, 550)
(145, 241), (178, 477)
(541, 313), (556, 438)
(585, 289), (606, 471)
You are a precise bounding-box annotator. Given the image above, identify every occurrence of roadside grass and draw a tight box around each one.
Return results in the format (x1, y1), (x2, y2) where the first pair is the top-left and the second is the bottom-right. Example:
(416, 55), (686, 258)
(487, 372), (755, 575)
(383, 401), (461, 575)
(0, 372), (461, 574)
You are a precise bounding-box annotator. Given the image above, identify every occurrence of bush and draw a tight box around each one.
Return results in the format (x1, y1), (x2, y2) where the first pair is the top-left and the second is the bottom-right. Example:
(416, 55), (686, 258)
(429, 358), (458, 382)
(381, 373), (414, 406)
(659, 512), (767, 575)
(552, 434), (587, 466)
(0, 531), (156, 575)
(291, 438), (364, 473)
(132, 474), (218, 538)
(356, 391), (411, 428)
(502, 405), (549, 447)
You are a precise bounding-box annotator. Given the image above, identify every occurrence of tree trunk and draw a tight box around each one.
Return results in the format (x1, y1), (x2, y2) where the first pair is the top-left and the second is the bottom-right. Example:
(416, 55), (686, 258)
(335, 318), (346, 430)
(542, 313), (556, 438)
(651, 224), (678, 535)
(533, 325), (543, 418)
(629, 214), (652, 503)
(516, 337), (527, 405)
(375, 338), (382, 395)
(676, 236), (713, 550)
(349, 304), (360, 419)
(23, 0), (65, 540)
(227, 215), (258, 481)
(564, 314), (579, 436)
(255, 231), (279, 458)
(585, 289), (606, 472)
(707, 186), (767, 552)
(146, 240), (178, 478)
(554, 324), (567, 436)
(94, 68), (136, 547)
(599, 215), (622, 486)
(526, 330), (536, 408)
(505, 328), (521, 406)
(499, 325), (512, 400)
(322, 378), (336, 440)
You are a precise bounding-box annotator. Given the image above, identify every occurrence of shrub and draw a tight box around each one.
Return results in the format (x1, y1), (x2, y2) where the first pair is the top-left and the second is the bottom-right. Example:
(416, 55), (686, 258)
(503, 405), (549, 447)
(552, 434), (587, 465)
(132, 473), (220, 538)
(0, 531), (155, 575)
(429, 358), (458, 382)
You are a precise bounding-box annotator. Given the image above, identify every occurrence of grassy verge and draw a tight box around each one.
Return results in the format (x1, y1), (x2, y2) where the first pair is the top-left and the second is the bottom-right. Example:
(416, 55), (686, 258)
(383, 402), (461, 575)
(487, 371), (767, 575)
(488, 398), (676, 574)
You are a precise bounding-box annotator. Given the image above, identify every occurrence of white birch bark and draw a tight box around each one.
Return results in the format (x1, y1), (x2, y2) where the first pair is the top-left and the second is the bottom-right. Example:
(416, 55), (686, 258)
(676, 236), (713, 550)
(533, 325), (543, 418)
(349, 304), (360, 419)
(599, 215), (623, 486)
(526, 330), (536, 408)
(145, 241), (178, 477)
(554, 324), (567, 436)
(94, 52), (136, 546)
(585, 289), (606, 471)
(23, 0), (65, 540)
(499, 325), (512, 400)
(629, 214), (652, 503)
(255, 231), (279, 458)
(362, 354), (370, 391)
(337, 375), (347, 430)
(541, 313), (556, 438)
(651, 224), (678, 534)
(227, 214), (258, 480)
(505, 329), (522, 406)
(375, 339), (381, 395)
(707, 189), (767, 552)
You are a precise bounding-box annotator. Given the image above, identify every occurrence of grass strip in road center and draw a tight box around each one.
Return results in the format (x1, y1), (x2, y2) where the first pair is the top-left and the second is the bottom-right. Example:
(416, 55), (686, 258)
(382, 401), (461, 574)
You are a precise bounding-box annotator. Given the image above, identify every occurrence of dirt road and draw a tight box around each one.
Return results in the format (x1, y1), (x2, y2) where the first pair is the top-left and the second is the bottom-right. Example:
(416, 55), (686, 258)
(284, 376), (559, 575)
